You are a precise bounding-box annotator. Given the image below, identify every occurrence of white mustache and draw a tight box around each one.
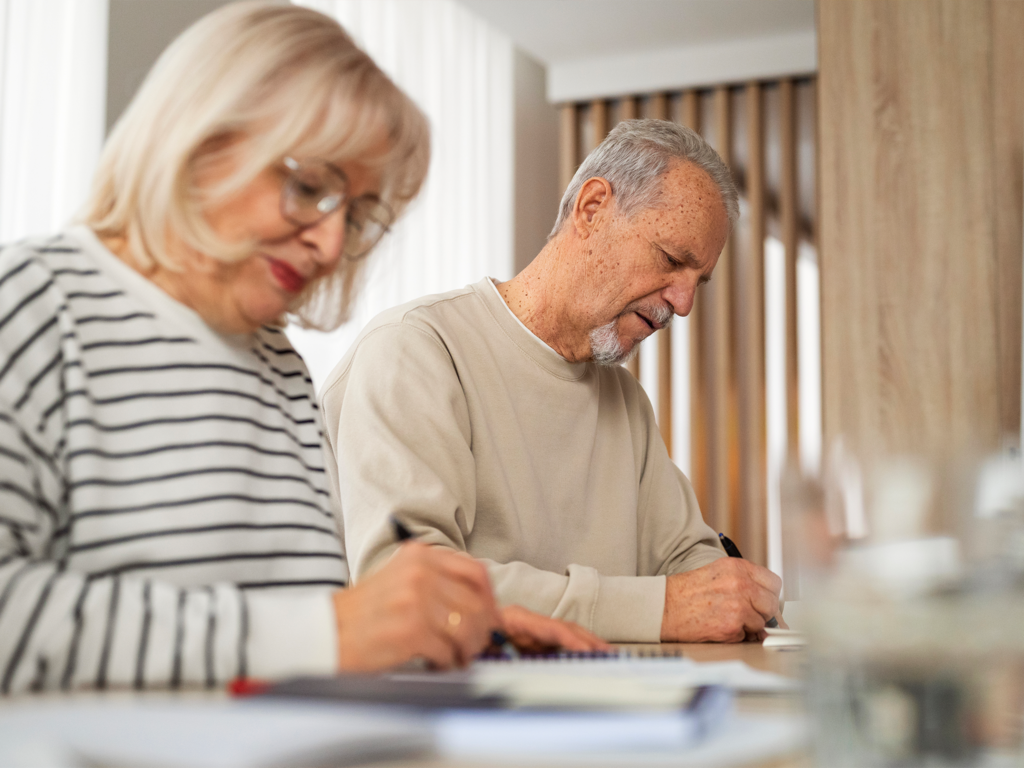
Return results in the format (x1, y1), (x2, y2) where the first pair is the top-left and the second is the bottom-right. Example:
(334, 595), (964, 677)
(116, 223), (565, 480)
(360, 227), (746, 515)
(627, 302), (673, 328)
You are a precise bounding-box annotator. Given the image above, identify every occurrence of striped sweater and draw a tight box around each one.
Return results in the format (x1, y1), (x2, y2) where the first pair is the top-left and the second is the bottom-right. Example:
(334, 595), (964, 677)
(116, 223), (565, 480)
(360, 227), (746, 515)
(0, 226), (346, 693)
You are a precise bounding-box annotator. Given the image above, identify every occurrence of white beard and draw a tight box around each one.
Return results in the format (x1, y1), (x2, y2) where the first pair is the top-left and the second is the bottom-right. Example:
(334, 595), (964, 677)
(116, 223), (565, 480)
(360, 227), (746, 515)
(588, 302), (674, 367)
(588, 318), (635, 367)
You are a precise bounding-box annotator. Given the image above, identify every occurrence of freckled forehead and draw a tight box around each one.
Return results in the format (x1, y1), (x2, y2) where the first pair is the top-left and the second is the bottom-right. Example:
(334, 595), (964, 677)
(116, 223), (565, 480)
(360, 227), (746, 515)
(645, 160), (729, 248)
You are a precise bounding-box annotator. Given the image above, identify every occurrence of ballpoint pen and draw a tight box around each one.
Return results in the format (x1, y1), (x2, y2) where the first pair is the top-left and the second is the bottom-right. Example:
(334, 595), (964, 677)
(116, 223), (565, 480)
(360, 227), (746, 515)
(390, 515), (520, 657)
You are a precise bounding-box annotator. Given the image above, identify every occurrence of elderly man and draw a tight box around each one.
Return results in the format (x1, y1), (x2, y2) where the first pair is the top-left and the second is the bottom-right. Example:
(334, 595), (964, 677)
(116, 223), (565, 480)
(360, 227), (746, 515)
(320, 119), (782, 643)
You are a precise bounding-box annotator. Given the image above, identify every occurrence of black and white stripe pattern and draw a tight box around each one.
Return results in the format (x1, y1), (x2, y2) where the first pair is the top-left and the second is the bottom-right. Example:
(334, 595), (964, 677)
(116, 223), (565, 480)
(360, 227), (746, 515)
(0, 230), (346, 693)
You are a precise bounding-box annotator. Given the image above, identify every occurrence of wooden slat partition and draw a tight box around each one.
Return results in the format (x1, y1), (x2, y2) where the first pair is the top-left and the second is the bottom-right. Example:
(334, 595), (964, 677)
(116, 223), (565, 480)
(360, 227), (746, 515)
(647, 93), (673, 456)
(701, 86), (735, 536)
(677, 91), (709, 523)
(556, 74), (816, 566)
(558, 104), (578, 192)
(736, 82), (767, 565)
(618, 96), (638, 122)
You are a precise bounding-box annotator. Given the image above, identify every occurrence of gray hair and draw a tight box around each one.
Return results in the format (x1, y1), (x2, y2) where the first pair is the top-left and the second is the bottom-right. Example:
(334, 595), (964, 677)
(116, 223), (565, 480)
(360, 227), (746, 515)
(549, 118), (738, 238)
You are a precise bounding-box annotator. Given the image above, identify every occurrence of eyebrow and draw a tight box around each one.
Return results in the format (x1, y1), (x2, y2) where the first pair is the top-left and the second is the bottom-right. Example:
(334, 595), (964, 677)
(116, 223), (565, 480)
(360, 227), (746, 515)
(662, 246), (712, 286)
(662, 246), (698, 266)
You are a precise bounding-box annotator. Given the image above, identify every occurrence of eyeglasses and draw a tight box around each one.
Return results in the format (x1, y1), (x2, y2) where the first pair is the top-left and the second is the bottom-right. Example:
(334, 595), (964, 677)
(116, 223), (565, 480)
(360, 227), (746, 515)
(280, 157), (394, 260)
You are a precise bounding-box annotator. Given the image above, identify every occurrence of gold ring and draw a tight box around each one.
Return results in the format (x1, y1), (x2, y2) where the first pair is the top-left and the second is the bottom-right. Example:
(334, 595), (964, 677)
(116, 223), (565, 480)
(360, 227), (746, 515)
(447, 611), (462, 628)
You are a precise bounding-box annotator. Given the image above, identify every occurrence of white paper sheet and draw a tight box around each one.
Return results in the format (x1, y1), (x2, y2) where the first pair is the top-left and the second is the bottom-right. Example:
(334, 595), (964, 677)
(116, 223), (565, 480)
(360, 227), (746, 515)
(474, 656), (801, 694)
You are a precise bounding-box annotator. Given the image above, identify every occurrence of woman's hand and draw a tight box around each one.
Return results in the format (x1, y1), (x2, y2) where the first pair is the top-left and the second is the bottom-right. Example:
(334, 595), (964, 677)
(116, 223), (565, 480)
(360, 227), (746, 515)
(499, 605), (610, 653)
(332, 542), (500, 671)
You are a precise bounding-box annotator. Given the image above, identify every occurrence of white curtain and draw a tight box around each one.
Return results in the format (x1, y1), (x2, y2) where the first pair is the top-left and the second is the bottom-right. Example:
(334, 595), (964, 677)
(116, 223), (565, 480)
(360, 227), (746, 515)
(288, 0), (515, 390)
(0, 0), (108, 243)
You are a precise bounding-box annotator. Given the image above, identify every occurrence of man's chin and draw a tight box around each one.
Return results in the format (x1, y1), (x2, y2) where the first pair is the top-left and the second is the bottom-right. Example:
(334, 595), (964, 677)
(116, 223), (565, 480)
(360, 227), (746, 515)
(589, 330), (641, 367)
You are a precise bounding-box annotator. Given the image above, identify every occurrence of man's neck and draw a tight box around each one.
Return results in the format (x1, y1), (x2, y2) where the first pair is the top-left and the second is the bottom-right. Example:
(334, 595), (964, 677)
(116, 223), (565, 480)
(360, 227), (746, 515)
(496, 238), (592, 362)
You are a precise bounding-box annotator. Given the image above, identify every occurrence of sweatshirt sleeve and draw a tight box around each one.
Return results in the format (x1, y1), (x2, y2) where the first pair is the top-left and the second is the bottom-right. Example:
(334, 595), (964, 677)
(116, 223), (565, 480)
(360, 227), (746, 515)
(322, 322), (668, 643)
(629, 377), (726, 578)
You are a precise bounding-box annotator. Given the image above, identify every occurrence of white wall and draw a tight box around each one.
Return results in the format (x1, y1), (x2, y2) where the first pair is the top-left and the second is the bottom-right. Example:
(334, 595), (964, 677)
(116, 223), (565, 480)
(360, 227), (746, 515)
(0, 0), (108, 242)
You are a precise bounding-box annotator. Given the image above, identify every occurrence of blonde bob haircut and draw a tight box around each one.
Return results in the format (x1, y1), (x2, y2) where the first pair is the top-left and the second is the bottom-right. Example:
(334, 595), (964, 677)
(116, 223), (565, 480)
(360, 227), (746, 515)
(83, 1), (430, 330)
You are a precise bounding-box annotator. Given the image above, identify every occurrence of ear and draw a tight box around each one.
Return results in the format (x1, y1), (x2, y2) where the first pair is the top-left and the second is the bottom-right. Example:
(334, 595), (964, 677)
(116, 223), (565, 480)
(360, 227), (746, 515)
(571, 177), (613, 239)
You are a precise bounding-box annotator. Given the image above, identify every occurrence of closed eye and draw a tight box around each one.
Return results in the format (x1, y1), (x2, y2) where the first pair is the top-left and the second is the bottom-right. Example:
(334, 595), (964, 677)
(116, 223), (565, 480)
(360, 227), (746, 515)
(659, 246), (709, 286)
(659, 248), (686, 270)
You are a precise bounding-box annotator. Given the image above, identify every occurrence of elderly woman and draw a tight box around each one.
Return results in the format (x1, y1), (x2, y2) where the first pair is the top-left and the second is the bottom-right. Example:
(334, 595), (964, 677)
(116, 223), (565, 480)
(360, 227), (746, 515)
(0, 2), (601, 694)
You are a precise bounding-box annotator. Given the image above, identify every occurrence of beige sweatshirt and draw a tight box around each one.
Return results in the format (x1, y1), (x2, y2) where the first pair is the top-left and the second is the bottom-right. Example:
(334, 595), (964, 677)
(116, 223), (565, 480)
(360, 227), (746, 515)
(320, 278), (724, 642)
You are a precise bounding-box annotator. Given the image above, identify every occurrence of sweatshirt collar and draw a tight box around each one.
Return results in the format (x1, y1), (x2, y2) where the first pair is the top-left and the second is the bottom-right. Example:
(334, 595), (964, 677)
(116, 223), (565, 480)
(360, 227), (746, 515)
(474, 277), (588, 380)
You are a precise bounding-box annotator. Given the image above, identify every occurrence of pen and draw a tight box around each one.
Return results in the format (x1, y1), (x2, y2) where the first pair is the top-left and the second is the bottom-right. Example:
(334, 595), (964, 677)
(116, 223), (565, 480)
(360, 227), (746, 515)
(718, 533), (779, 629)
(391, 515), (415, 542)
(389, 515), (519, 658)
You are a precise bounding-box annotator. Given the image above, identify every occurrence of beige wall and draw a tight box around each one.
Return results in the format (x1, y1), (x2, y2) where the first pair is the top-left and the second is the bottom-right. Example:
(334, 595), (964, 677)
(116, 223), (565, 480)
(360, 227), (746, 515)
(106, 0), (236, 134)
(512, 49), (560, 273)
(818, 0), (1024, 458)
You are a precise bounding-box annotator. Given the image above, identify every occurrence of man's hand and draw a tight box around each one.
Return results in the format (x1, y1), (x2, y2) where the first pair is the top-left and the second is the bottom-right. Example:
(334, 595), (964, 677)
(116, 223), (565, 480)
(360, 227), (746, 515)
(499, 605), (610, 654)
(332, 542), (499, 671)
(661, 558), (781, 643)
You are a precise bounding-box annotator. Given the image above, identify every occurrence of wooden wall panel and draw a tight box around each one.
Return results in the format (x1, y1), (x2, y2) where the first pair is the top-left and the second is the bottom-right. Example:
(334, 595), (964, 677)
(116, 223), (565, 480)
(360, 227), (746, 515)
(819, 0), (1017, 458)
(559, 104), (578, 193)
(992, 0), (1024, 441)
(779, 80), (800, 463)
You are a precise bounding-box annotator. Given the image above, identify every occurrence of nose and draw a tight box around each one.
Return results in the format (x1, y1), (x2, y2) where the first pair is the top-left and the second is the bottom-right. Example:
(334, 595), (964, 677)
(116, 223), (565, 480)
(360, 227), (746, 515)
(663, 273), (700, 317)
(298, 207), (347, 271)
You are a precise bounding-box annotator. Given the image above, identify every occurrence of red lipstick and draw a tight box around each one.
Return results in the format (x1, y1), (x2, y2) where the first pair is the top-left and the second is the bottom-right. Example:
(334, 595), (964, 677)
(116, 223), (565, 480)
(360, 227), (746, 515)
(267, 259), (307, 293)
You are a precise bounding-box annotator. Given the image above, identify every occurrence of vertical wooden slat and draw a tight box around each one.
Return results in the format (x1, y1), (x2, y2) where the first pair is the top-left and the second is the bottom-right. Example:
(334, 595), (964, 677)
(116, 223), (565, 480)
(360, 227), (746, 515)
(647, 93), (668, 121)
(589, 99), (609, 148)
(559, 104), (578, 194)
(644, 94), (672, 453)
(736, 82), (767, 565)
(657, 312), (673, 455)
(677, 90), (708, 513)
(779, 80), (800, 466)
(704, 86), (735, 537)
(619, 96), (638, 122)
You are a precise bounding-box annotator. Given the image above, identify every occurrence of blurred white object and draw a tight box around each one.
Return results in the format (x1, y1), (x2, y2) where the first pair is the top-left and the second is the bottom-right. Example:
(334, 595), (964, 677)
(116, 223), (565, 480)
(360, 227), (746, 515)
(0, 698), (431, 768)
(868, 457), (934, 543)
(763, 628), (807, 649)
(974, 453), (1024, 519)
(838, 537), (962, 600)
(824, 438), (867, 539)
